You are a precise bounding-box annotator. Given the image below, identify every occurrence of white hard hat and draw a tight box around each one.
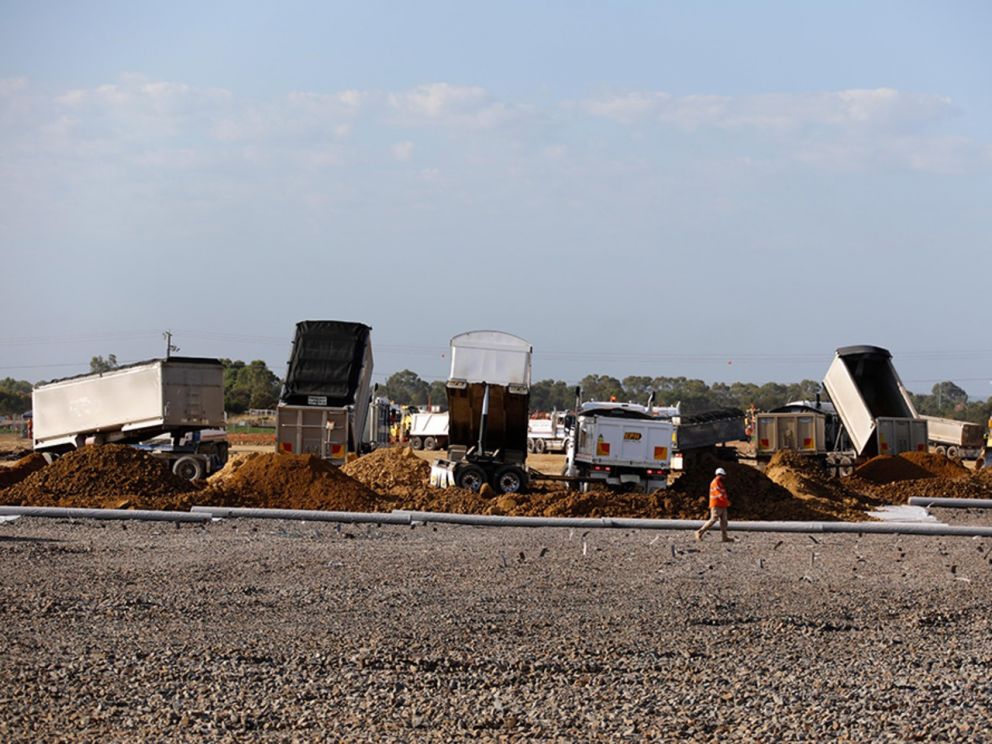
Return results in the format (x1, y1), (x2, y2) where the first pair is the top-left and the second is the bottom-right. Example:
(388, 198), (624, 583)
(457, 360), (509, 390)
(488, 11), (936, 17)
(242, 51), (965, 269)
(715, 467), (727, 476)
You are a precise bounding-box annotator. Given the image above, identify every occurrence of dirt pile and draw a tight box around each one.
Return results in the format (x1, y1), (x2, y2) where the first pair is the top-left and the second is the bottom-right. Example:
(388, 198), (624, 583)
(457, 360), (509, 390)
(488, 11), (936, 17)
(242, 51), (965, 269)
(764, 451), (880, 518)
(0, 453), (47, 489)
(898, 451), (970, 479)
(342, 447), (431, 497)
(668, 455), (869, 521)
(202, 453), (379, 512)
(853, 455), (934, 485)
(206, 452), (262, 485)
(1, 445), (197, 510)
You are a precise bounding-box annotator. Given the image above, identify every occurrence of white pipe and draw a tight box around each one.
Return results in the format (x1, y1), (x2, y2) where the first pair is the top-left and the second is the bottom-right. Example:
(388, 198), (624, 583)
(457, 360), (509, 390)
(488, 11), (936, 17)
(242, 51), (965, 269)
(191, 506), (413, 524)
(908, 496), (992, 510)
(190, 506), (992, 538)
(0, 506), (210, 523)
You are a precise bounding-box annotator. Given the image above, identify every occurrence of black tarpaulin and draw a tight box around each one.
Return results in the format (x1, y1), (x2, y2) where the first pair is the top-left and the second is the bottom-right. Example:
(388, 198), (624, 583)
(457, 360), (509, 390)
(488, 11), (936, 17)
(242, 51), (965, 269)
(280, 321), (371, 406)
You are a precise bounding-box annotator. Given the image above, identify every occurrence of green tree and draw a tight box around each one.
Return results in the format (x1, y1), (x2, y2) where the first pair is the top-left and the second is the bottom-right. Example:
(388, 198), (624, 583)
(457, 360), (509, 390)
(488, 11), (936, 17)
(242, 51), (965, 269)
(578, 374), (624, 403)
(220, 359), (280, 413)
(90, 354), (118, 373)
(531, 379), (575, 412)
(427, 380), (448, 410)
(382, 370), (430, 406)
(0, 378), (33, 416)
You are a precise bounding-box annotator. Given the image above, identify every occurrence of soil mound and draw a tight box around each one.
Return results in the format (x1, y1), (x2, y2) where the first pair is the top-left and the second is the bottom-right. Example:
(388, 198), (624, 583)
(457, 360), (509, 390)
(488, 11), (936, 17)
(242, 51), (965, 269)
(342, 447), (431, 497)
(668, 455), (868, 521)
(764, 451), (880, 518)
(0, 453), (47, 489)
(846, 472), (992, 505)
(898, 451), (970, 480)
(853, 455), (934, 485)
(2, 445), (197, 510)
(206, 452), (262, 485)
(201, 453), (379, 512)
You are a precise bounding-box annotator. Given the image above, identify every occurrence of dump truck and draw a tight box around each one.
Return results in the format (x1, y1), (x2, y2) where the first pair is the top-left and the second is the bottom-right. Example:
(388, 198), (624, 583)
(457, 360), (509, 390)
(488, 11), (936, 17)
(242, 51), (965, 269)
(527, 411), (569, 454)
(31, 357), (228, 480)
(429, 331), (531, 494)
(752, 400), (842, 466)
(921, 415), (985, 461)
(822, 345), (927, 461)
(563, 401), (673, 492)
(408, 411), (449, 451)
(275, 320), (374, 466)
(671, 408), (746, 471)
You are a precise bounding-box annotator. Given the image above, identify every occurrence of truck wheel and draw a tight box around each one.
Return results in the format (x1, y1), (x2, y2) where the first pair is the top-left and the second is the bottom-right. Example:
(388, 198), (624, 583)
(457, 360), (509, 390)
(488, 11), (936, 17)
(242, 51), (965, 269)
(494, 466), (528, 494)
(455, 464), (487, 492)
(173, 456), (205, 482)
(946, 446), (959, 461)
(527, 438), (535, 454)
(410, 436), (423, 450)
(424, 436), (437, 451)
(534, 438), (547, 454)
(935, 445), (946, 456)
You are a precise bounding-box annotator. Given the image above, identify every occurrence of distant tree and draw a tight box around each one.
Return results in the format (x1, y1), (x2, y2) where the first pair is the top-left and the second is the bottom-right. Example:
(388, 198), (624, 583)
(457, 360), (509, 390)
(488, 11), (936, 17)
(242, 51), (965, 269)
(621, 375), (655, 404)
(220, 358), (280, 413)
(90, 354), (118, 373)
(578, 374), (624, 403)
(530, 379), (575, 412)
(382, 370), (430, 406)
(427, 380), (448, 410)
(0, 377), (33, 416)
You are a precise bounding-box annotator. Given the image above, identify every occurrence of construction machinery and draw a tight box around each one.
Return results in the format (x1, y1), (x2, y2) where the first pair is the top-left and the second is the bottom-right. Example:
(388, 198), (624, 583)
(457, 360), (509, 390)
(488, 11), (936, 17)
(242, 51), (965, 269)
(671, 408), (746, 471)
(527, 411), (569, 454)
(275, 320), (374, 466)
(920, 415), (985, 461)
(31, 357), (228, 480)
(429, 331), (531, 494)
(563, 401), (673, 492)
(408, 411), (449, 451)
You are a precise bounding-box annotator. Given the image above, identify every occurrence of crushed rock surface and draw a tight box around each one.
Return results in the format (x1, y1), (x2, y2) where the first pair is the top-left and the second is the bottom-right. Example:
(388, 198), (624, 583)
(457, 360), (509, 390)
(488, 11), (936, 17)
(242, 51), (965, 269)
(2, 515), (992, 741)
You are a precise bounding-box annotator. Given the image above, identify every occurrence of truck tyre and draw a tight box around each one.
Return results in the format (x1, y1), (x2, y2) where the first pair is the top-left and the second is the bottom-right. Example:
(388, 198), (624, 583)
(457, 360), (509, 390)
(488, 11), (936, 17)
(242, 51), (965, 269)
(410, 436), (423, 450)
(527, 438), (535, 454)
(494, 466), (528, 494)
(935, 445), (946, 456)
(455, 464), (487, 492)
(534, 438), (547, 454)
(173, 456), (205, 482)
(424, 436), (437, 451)
(946, 446), (959, 461)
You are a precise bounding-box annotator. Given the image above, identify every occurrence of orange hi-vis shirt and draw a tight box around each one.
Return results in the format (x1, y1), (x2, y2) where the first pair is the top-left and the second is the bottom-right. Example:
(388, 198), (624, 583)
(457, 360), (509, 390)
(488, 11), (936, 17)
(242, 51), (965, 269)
(709, 476), (730, 508)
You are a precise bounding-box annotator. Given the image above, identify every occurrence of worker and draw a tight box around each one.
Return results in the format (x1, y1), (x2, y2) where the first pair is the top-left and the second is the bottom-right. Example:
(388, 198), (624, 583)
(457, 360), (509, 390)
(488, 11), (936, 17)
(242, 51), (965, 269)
(695, 467), (733, 543)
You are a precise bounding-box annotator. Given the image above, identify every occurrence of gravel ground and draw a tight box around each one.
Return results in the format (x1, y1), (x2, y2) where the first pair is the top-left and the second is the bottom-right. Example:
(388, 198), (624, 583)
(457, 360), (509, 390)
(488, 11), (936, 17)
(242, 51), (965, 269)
(3, 512), (992, 742)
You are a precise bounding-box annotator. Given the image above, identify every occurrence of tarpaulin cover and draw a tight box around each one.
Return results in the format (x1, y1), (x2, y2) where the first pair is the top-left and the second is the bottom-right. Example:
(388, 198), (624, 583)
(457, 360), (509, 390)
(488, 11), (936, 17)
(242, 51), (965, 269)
(280, 321), (371, 406)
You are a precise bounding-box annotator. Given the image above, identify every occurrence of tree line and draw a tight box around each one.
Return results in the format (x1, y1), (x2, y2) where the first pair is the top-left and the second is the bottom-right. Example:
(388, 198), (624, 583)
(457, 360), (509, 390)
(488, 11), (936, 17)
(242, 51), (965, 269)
(2, 359), (989, 426)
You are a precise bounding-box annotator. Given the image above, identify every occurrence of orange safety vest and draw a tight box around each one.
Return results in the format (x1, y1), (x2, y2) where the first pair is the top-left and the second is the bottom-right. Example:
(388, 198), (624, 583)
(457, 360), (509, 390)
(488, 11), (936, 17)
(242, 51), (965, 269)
(709, 476), (730, 509)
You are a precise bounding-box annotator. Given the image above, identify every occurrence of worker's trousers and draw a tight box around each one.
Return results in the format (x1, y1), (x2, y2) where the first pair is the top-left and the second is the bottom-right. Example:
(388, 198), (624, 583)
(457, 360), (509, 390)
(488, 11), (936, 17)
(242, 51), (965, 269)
(698, 507), (728, 537)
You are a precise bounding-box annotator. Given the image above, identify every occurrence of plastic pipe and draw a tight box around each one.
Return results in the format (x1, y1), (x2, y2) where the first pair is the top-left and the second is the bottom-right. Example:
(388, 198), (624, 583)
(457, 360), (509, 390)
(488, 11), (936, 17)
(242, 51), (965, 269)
(908, 496), (992, 510)
(0, 506), (210, 523)
(190, 506), (992, 538)
(191, 506), (413, 524)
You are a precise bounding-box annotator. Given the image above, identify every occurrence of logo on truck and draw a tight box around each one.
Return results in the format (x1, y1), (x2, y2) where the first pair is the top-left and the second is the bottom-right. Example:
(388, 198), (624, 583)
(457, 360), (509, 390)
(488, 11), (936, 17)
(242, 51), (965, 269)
(623, 431), (642, 441)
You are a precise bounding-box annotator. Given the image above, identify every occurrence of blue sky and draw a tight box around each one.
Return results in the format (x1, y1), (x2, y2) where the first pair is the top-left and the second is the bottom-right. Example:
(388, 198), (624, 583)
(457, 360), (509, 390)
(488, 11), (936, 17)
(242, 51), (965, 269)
(1, 1), (990, 396)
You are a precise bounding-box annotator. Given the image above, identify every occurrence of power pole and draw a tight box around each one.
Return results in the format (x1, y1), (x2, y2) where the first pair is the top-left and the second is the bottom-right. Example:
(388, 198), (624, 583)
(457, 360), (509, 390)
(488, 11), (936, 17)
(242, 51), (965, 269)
(163, 331), (180, 359)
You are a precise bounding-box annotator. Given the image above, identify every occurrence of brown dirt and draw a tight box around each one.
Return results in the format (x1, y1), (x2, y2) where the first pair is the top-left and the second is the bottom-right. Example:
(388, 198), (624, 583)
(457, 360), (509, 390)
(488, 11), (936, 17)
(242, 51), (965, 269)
(0, 453), (48, 489)
(898, 451), (971, 479)
(1, 445), (198, 510)
(227, 433), (275, 445)
(853, 455), (934, 485)
(763, 451), (881, 518)
(667, 454), (873, 522)
(342, 447), (431, 498)
(201, 452), (379, 512)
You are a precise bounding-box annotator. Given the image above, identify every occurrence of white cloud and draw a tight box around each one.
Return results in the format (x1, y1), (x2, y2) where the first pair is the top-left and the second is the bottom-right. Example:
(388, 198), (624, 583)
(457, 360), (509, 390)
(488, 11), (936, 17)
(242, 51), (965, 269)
(388, 83), (519, 129)
(392, 141), (414, 161)
(0, 77), (28, 96)
(581, 88), (954, 133)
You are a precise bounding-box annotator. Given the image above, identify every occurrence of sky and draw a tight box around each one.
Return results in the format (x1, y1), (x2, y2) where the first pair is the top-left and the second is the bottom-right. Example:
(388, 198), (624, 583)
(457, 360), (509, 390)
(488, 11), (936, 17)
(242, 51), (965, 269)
(1, 1), (990, 397)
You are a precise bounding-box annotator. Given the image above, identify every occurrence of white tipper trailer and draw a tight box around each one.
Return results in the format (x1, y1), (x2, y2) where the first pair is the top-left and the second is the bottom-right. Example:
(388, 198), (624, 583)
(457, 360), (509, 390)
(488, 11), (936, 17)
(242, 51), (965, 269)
(408, 412), (449, 451)
(31, 357), (228, 480)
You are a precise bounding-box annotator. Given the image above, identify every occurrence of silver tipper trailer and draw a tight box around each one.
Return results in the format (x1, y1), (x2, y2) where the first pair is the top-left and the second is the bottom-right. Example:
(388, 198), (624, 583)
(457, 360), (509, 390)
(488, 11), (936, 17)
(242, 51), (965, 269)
(822, 345), (927, 458)
(32, 357), (227, 480)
